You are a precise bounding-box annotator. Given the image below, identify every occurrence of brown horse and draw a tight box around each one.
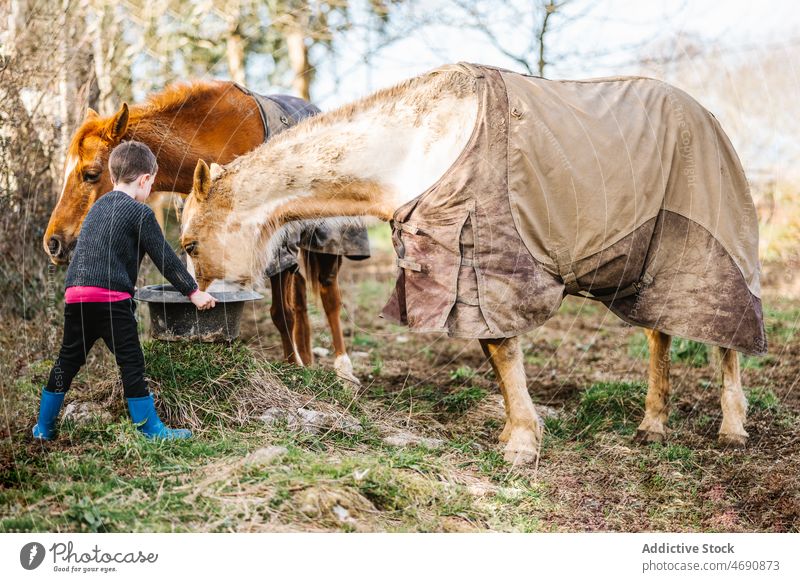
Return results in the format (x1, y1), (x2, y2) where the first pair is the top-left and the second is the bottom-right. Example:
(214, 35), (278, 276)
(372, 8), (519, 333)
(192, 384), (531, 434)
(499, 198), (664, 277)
(44, 81), (360, 383)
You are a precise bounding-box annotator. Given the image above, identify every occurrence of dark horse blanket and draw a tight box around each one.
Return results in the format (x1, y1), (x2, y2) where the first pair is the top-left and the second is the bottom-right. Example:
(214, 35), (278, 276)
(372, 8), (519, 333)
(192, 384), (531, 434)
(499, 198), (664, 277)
(235, 85), (371, 276)
(382, 62), (767, 355)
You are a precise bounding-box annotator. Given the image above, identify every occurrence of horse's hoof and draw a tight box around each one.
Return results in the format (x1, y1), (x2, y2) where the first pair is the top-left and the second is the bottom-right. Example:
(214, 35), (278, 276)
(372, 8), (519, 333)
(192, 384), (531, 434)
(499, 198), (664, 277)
(503, 426), (541, 466)
(634, 429), (665, 444)
(718, 433), (747, 448)
(333, 355), (359, 386)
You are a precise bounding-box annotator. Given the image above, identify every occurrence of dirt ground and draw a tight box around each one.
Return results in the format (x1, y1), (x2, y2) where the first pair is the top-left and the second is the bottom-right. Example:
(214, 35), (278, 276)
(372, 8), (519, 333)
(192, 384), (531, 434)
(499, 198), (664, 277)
(236, 224), (799, 531)
(1, 224), (798, 532)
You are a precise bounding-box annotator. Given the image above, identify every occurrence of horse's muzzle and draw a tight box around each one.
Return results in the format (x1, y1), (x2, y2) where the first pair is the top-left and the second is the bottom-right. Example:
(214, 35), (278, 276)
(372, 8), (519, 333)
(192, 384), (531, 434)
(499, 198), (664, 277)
(46, 234), (74, 264)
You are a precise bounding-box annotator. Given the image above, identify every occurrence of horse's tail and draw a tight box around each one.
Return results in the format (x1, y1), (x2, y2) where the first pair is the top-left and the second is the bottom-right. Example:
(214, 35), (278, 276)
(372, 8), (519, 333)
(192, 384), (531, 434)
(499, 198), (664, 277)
(299, 248), (322, 300)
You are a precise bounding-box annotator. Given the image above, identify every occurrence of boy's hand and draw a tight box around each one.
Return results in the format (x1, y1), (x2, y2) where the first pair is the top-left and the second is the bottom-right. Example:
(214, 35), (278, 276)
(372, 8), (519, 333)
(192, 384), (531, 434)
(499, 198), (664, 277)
(190, 290), (216, 310)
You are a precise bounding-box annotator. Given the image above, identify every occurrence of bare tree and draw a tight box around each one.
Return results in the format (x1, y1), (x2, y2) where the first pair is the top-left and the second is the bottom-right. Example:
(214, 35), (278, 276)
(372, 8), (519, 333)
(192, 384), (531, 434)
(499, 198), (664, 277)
(445, 0), (584, 76)
(224, 0), (248, 84)
(88, 0), (134, 115)
(1, 0), (94, 317)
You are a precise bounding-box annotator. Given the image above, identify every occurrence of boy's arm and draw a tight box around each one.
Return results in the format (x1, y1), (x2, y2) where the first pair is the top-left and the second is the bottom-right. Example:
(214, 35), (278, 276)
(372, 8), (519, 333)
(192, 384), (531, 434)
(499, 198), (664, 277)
(140, 209), (199, 297)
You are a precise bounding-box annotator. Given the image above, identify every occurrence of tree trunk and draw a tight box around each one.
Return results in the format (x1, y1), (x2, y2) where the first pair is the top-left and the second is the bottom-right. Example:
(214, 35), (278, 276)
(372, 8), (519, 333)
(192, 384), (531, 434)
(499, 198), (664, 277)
(285, 28), (311, 100)
(89, 0), (120, 115)
(226, 32), (246, 85)
(1, 0), (66, 318)
(224, 0), (246, 85)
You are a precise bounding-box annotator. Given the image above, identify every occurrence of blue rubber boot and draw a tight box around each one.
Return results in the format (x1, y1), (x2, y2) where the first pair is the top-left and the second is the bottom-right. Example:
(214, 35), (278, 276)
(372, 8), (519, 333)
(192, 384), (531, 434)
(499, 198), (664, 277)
(32, 387), (66, 440)
(126, 394), (191, 440)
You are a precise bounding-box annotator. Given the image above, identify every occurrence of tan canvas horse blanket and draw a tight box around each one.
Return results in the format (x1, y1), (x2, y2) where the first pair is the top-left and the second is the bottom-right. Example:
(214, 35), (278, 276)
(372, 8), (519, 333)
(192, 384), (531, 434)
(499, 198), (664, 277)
(234, 85), (371, 277)
(382, 62), (767, 355)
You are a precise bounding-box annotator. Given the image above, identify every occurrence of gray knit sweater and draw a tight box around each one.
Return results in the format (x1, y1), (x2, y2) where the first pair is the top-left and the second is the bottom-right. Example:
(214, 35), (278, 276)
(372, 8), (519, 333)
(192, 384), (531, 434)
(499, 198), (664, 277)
(65, 191), (198, 297)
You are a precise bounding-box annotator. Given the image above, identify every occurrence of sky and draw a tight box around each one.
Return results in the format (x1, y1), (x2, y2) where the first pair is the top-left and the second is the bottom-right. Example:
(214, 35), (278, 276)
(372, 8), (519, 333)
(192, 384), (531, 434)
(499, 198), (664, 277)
(307, 0), (800, 106)
(122, 0), (800, 178)
(293, 0), (800, 179)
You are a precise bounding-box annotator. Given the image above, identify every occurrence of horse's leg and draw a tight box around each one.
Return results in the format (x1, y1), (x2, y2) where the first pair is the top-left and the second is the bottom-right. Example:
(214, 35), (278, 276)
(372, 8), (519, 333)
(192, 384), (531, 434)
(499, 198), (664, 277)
(316, 254), (359, 385)
(480, 340), (511, 442)
(270, 271), (302, 365)
(718, 347), (748, 446)
(480, 337), (542, 465)
(635, 328), (673, 443)
(291, 271), (314, 366)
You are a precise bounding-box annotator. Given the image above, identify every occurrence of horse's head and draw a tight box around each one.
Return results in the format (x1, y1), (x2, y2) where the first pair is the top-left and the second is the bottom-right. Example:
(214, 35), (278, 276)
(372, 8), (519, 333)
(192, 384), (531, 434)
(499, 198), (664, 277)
(181, 159), (263, 291)
(44, 104), (130, 264)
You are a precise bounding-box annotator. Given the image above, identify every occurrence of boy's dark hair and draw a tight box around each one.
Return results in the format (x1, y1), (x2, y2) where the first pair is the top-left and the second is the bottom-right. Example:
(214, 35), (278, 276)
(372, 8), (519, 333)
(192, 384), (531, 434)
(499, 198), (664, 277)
(108, 141), (158, 184)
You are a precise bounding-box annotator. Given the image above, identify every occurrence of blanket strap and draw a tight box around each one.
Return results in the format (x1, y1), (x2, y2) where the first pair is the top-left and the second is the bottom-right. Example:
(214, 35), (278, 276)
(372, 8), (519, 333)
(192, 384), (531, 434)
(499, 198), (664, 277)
(396, 258), (422, 272)
(575, 271), (655, 303)
(554, 248), (581, 295)
(554, 246), (654, 301)
(391, 220), (423, 272)
(394, 222), (419, 235)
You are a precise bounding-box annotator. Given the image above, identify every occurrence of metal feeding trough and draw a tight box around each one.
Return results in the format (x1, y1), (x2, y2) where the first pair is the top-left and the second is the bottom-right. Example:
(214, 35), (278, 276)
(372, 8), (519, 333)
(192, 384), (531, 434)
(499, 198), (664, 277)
(135, 282), (263, 342)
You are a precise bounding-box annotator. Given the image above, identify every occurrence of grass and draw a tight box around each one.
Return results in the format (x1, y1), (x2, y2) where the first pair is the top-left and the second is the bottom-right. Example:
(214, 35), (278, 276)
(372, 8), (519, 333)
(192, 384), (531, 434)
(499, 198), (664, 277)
(1, 423), (511, 532)
(353, 279), (394, 311)
(572, 381), (646, 437)
(670, 338), (709, 367)
(546, 381), (647, 440)
(558, 296), (601, 316)
(628, 334), (709, 367)
(370, 352), (384, 376)
(369, 381), (486, 417)
(626, 300), (799, 364)
(441, 386), (487, 414)
(449, 365), (476, 381)
(764, 302), (800, 343)
(0, 340), (543, 532)
(144, 340), (266, 427)
(626, 301), (798, 367)
(3, 255), (799, 532)
(366, 222), (394, 254)
(747, 386), (781, 412)
(143, 340), (370, 434)
(353, 333), (380, 349)
(2, 419), (259, 532)
(741, 354), (777, 369)
(650, 443), (697, 472)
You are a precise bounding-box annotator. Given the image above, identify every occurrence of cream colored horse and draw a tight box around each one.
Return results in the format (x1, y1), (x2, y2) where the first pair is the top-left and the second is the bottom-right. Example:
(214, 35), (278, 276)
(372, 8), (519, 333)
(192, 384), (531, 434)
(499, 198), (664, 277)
(179, 67), (748, 465)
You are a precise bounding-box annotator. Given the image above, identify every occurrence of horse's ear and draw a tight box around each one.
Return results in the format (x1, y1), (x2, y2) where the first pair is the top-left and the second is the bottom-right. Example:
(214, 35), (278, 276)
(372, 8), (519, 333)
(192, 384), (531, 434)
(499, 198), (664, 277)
(85, 107), (99, 120)
(108, 103), (129, 141)
(193, 159), (211, 202)
(209, 162), (224, 180)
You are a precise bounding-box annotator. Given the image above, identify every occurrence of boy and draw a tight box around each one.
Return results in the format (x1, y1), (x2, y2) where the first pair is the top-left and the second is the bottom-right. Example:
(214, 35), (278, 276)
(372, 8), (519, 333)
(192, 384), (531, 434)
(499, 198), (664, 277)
(33, 141), (216, 441)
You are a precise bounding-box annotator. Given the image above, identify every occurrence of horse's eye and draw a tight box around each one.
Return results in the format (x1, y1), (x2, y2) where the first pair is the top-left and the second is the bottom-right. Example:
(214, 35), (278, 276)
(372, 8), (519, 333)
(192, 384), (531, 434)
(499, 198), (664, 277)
(184, 241), (198, 256)
(83, 171), (100, 183)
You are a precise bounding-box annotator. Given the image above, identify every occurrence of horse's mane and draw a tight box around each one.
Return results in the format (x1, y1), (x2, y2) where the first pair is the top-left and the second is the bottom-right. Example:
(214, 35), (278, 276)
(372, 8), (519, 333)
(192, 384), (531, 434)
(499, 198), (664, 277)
(139, 80), (232, 116)
(67, 80), (241, 162)
(66, 81), (231, 153)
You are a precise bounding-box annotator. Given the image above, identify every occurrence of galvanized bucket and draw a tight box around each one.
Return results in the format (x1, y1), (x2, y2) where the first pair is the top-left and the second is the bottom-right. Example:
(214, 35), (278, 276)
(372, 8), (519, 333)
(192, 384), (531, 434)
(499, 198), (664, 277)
(135, 283), (263, 342)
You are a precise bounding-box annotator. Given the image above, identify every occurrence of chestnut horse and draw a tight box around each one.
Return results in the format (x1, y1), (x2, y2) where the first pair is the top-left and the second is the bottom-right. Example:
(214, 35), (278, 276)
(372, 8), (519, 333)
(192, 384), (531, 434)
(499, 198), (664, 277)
(44, 81), (359, 383)
(179, 65), (759, 466)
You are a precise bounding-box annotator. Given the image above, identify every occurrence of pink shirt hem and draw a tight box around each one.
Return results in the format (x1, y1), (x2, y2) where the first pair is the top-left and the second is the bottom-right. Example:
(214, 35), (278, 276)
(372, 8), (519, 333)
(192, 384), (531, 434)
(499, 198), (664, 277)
(65, 286), (133, 304)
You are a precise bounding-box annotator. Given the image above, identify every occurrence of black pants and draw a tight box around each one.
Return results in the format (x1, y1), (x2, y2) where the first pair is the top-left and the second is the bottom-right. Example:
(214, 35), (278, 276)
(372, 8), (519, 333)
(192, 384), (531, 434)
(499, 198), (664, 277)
(46, 299), (149, 398)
